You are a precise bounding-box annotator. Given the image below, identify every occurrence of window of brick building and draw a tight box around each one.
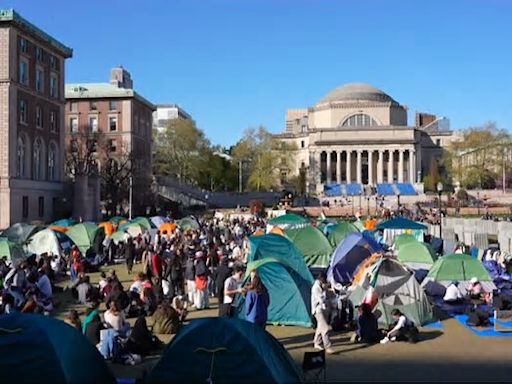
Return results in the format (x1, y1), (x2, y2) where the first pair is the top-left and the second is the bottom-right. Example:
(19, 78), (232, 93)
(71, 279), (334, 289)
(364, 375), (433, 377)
(50, 55), (57, 70)
(19, 37), (28, 53)
(36, 106), (43, 128)
(109, 116), (117, 131)
(19, 100), (27, 124)
(90, 101), (97, 111)
(89, 116), (98, 132)
(36, 68), (44, 93)
(109, 139), (117, 152)
(109, 100), (117, 111)
(50, 111), (57, 132)
(19, 58), (28, 85)
(70, 117), (78, 133)
(36, 47), (43, 62)
(22, 196), (28, 219)
(69, 102), (78, 112)
(50, 75), (58, 98)
(38, 196), (44, 217)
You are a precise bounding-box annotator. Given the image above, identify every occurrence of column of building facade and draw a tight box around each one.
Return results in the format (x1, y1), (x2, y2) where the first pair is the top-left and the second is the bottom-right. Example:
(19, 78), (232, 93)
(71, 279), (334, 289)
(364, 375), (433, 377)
(356, 150), (362, 184)
(398, 150), (404, 183)
(377, 150), (384, 183)
(387, 150), (394, 183)
(346, 150), (352, 183)
(336, 151), (341, 183)
(368, 150), (374, 185)
(326, 151), (331, 183)
(409, 149), (416, 183)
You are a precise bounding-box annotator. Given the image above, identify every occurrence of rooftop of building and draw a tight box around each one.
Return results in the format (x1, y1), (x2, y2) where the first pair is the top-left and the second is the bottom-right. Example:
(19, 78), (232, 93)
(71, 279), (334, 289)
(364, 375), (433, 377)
(65, 83), (156, 110)
(0, 9), (72, 57)
(318, 82), (399, 105)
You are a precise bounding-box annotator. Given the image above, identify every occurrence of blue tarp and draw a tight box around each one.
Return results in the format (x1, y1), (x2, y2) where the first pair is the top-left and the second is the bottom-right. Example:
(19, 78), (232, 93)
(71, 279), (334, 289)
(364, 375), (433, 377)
(327, 232), (382, 285)
(376, 217), (427, 230)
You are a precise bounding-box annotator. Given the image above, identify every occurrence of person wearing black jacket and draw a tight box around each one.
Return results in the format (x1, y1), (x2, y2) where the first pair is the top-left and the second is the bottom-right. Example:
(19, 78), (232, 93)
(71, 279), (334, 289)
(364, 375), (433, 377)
(215, 256), (232, 316)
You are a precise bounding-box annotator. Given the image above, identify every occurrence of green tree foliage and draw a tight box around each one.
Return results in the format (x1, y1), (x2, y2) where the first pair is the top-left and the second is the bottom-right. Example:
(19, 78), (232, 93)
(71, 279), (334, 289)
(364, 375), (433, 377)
(231, 126), (296, 191)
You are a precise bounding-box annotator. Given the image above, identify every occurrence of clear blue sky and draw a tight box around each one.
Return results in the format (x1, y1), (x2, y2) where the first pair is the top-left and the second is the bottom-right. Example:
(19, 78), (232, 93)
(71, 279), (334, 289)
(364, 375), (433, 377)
(6, 0), (512, 146)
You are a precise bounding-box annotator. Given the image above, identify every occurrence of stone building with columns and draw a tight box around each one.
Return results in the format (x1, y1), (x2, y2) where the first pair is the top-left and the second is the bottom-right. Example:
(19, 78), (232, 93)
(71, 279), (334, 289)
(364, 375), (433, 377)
(276, 83), (454, 194)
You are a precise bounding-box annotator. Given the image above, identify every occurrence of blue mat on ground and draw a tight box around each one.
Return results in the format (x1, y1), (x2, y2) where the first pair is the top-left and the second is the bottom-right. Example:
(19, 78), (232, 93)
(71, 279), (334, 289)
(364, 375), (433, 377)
(422, 320), (444, 329)
(454, 314), (512, 337)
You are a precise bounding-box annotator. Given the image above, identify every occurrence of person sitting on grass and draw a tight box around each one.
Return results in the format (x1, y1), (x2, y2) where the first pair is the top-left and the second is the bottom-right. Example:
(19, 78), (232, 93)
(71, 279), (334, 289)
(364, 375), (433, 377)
(104, 301), (130, 336)
(64, 309), (82, 331)
(443, 281), (464, 304)
(151, 302), (180, 334)
(352, 303), (382, 344)
(380, 309), (418, 344)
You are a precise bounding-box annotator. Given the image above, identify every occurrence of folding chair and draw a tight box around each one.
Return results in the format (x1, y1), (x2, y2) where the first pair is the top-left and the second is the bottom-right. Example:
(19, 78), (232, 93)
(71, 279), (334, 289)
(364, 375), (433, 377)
(302, 350), (326, 382)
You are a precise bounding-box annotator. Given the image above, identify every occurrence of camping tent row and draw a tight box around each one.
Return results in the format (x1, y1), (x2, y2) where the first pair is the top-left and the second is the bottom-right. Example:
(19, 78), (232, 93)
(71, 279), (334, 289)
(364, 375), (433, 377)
(0, 313), (301, 384)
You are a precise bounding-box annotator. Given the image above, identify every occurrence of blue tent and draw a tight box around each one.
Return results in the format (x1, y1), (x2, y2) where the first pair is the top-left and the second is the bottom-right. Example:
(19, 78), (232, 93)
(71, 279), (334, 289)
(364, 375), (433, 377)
(146, 317), (303, 384)
(327, 232), (382, 285)
(243, 234), (314, 327)
(376, 217), (427, 230)
(0, 313), (115, 384)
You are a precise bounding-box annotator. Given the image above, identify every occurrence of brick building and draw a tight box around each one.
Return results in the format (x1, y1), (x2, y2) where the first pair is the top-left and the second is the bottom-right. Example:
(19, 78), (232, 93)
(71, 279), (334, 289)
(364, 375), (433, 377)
(0, 9), (72, 229)
(65, 67), (155, 218)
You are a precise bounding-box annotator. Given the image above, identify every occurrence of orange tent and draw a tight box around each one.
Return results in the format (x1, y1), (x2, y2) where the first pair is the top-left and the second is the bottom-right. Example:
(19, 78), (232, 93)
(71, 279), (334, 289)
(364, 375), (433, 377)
(269, 226), (285, 236)
(364, 218), (378, 231)
(99, 221), (115, 236)
(49, 225), (68, 233)
(352, 253), (385, 285)
(160, 222), (177, 234)
(252, 230), (265, 236)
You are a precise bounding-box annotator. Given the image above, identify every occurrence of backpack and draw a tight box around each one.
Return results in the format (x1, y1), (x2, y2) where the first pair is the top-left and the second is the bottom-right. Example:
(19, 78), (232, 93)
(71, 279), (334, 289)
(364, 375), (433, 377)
(195, 259), (207, 277)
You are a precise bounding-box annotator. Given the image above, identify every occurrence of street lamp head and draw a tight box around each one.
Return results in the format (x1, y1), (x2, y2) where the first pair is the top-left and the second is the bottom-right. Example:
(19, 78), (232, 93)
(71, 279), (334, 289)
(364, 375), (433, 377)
(437, 182), (444, 192)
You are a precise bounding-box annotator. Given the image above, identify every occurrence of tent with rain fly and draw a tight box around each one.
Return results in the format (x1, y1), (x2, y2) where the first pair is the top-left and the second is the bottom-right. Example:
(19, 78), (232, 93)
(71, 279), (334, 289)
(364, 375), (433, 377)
(146, 317), (302, 384)
(98, 222), (115, 236)
(397, 242), (438, 270)
(0, 223), (43, 245)
(269, 226), (285, 236)
(267, 213), (310, 230)
(348, 257), (433, 327)
(0, 240), (27, 266)
(130, 217), (153, 230)
(244, 234), (314, 327)
(327, 232), (382, 286)
(239, 257), (313, 327)
(66, 223), (105, 255)
(421, 253), (496, 295)
(26, 228), (62, 257)
(0, 312), (115, 384)
(151, 216), (170, 228)
(285, 225), (333, 268)
(108, 216), (126, 225)
(177, 216), (200, 231)
(159, 222), (177, 234)
(324, 221), (359, 248)
(110, 230), (130, 244)
(376, 217), (427, 245)
(393, 233), (418, 250)
(52, 218), (76, 227)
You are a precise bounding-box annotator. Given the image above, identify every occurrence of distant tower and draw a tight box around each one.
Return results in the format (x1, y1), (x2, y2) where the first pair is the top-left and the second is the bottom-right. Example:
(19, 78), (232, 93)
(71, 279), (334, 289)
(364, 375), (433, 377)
(110, 66), (133, 89)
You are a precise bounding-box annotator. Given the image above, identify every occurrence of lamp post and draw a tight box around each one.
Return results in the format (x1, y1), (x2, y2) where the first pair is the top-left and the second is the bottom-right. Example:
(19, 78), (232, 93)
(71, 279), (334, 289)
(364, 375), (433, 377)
(477, 191), (481, 215)
(367, 196), (371, 217)
(397, 193), (401, 213)
(437, 182), (443, 239)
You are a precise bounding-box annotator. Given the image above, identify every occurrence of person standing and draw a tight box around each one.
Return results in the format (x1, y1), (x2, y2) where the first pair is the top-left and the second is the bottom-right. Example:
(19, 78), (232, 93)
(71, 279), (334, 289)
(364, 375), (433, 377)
(244, 272), (270, 328)
(311, 272), (335, 354)
(184, 254), (196, 305)
(125, 239), (134, 275)
(216, 256), (232, 315)
(222, 265), (244, 317)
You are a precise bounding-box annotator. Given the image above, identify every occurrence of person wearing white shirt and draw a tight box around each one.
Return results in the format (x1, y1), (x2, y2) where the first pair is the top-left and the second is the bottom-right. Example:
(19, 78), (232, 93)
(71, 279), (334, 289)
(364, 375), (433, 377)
(222, 265), (244, 317)
(311, 272), (335, 354)
(381, 309), (418, 344)
(443, 281), (464, 303)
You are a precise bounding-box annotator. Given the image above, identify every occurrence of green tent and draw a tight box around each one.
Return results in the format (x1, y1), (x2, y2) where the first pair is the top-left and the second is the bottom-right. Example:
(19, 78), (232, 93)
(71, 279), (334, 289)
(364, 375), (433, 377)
(177, 216), (200, 231)
(285, 226), (333, 268)
(108, 216), (126, 225)
(349, 257), (433, 327)
(131, 216), (153, 230)
(268, 213), (310, 229)
(393, 234), (418, 250)
(421, 253), (496, 294)
(52, 218), (76, 227)
(243, 234), (314, 327)
(325, 221), (360, 248)
(66, 223), (104, 255)
(146, 317), (302, 383)
(0, 240), (27, 265)
(109, 230), (129, 244)
(247, 234), (313, 280)
(0, 223), (43, 245)
(26, 228), (62, 257)
(397, 242), (438, 270)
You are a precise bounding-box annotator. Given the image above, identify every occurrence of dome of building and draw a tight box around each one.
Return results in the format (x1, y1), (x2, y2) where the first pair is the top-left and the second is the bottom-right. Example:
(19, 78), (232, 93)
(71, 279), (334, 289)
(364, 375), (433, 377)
(318, 82), (397, 104)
